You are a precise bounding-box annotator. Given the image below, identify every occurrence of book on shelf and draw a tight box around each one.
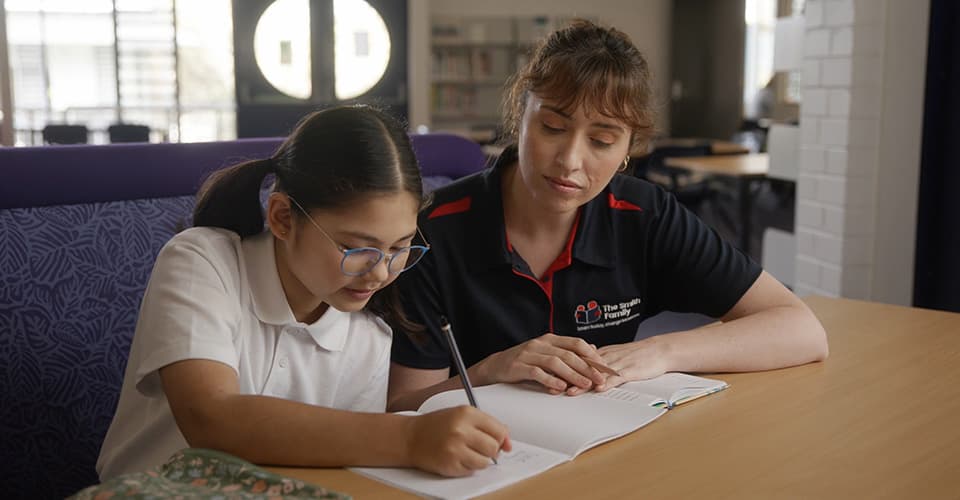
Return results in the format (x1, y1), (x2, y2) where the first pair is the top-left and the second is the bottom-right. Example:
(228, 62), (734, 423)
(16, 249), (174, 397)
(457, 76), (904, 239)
(351, 372), (728, 499)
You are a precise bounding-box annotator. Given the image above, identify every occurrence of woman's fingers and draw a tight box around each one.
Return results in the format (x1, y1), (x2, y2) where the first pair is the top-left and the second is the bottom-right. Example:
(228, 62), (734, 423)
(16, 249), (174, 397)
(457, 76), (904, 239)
(594, 374), (625, 392)
(526, 335), (606, 386)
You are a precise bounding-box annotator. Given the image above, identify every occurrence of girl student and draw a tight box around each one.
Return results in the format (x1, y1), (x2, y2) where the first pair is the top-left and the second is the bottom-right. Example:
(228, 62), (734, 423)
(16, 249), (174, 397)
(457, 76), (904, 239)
(387, 20), (828, 410)
(97, 105), (510, 480)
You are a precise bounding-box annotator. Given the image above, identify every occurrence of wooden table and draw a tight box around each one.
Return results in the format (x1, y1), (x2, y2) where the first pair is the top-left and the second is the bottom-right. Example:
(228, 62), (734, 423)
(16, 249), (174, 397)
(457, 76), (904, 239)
(646, 137), (752, 156)
(268, 296), (960, 499)
(664, 153), (770, 254)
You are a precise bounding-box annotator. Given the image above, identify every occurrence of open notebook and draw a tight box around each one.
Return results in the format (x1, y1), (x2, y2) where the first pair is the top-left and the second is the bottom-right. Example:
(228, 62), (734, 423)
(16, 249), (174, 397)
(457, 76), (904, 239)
(352, 373), (727, 499)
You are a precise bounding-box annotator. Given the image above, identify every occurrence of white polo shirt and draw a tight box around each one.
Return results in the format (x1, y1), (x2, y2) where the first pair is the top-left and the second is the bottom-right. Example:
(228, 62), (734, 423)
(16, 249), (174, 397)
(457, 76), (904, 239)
(96, 227), (392, 480)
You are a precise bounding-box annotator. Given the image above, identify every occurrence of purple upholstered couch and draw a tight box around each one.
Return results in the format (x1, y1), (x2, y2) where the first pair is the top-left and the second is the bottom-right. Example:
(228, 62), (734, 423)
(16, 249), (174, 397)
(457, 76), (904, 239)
(0, 133), (485, 499)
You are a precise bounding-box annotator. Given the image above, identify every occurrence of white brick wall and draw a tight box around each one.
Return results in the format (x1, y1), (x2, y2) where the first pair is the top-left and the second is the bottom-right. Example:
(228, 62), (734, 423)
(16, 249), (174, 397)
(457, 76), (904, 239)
(824, 0), (855, 26)
(794, 0), (887, 298)
(821, 57), (852, 86)
(804, 29), (832, 57)
(803, 59), (821, 85)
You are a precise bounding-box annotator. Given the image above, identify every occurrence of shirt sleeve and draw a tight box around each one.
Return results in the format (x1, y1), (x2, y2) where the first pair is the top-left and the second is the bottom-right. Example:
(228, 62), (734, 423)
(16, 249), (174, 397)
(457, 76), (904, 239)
(131, 230), (243, 397)
(646, 192), (762, 318)
(389, 242), (452, 370)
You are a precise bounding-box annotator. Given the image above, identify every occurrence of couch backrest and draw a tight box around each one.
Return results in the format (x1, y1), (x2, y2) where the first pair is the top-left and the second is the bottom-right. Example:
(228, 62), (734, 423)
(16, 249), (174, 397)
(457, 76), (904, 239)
(0, 133), (486, 499)
(0, 132), (485, 209)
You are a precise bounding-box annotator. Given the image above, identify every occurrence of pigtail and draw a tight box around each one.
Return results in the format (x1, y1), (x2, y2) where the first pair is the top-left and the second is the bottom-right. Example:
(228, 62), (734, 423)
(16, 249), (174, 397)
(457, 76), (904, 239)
(193, 158), (274, 237)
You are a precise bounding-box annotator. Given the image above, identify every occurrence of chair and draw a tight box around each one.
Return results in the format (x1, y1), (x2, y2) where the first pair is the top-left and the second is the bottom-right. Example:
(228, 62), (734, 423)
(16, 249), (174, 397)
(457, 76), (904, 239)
(633, 144), (712, 205)
(409, 132), (486, 178)
(108, 123), (151, 143)
(42, 124), (89, 145)
(634, 144), (739, 242)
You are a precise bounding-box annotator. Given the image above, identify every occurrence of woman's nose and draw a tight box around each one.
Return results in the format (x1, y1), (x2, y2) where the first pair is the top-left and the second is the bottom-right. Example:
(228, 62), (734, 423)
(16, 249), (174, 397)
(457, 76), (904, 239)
(556, 137), (585, 171)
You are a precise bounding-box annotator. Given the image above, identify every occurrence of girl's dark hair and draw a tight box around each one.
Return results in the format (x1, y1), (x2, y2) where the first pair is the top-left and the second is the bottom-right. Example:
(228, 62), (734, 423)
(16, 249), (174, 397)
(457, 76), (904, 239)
(193, 104), (423, 330)
(501, 19), (657, 152)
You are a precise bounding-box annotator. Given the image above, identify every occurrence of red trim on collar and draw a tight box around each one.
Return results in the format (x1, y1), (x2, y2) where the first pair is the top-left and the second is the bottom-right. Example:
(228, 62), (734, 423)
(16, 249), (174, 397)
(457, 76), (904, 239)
(542, 211), (580, 279)
(428, 196), (472, 219)
(504, 210), (581, 281)
(608, 193), (643, 211)
(504, 212), (580, 332)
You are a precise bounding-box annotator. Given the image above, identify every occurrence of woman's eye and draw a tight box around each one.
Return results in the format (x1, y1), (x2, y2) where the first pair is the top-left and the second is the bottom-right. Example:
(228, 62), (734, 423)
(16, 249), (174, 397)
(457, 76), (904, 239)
(591, 138), (614, 148)
(542, 123), (564, 133)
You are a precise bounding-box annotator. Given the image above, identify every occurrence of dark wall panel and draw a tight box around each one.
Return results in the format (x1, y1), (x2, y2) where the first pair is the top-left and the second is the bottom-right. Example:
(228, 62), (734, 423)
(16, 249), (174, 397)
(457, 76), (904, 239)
(914, 0), (960, 312)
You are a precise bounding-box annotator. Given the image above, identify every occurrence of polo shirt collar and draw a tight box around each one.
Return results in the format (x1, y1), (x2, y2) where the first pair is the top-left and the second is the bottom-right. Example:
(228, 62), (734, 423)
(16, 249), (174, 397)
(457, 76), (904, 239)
(573, 189), (618, 269)
(243, 231), (349, 352)
(464, 166), (513, 272)
(465, 145), (617, 271)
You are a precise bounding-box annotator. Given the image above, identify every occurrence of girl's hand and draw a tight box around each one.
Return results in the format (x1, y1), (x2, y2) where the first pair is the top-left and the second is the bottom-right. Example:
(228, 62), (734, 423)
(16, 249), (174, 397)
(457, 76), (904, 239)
(475, 333), (608, 394)
(594, 338), (671, 391)
(405, 406), (511, 477)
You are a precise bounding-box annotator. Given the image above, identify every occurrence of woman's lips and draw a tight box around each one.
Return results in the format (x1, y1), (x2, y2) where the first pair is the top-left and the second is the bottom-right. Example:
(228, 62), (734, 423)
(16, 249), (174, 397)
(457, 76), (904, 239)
(545, 176), (582, 193)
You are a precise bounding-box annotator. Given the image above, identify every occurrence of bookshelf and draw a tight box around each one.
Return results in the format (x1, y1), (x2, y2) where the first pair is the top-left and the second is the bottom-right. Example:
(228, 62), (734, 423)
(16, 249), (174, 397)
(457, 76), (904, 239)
(429, 16), (556, 143)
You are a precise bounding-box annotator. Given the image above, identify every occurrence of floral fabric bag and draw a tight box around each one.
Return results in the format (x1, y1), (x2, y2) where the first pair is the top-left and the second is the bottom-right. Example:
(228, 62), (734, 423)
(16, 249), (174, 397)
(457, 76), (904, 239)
(69, 448), (350, 500)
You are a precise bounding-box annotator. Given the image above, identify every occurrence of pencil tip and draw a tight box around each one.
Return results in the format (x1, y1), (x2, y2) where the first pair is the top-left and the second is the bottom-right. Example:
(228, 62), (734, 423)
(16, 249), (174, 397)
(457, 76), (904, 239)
(439, 315), (449, 327)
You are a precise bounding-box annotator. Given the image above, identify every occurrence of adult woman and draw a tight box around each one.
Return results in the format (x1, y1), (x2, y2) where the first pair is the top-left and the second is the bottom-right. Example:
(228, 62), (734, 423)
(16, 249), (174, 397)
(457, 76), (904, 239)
(388, 20), (827, 410)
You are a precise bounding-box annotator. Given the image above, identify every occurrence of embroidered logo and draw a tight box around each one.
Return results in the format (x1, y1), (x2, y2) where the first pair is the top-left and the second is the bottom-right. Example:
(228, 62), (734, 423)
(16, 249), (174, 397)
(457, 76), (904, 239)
(574, 300), (603, 325)
(573, 297), (643, 331)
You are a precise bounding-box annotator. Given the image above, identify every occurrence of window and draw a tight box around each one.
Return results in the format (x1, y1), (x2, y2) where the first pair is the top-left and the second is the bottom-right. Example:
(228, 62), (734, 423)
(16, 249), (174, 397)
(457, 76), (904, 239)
(4, 0), (234, 145)
(176, 1), (236, 141)
(253, 0), (311, 100)
(333, 0), (390, 100)
(250, 0), (391, 101)
(743, 0), (777, 119)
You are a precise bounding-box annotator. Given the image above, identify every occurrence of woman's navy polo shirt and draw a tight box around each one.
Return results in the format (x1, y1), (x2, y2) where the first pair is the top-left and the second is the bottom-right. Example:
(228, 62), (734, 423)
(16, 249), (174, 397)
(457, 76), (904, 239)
(391, 148), (762, 371)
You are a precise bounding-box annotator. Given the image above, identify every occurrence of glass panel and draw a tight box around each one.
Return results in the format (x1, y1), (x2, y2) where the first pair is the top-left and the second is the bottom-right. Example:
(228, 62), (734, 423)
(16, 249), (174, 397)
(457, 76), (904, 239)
(176, 0), (236, 141)
(333, 0), (391, 100)
(743, 0), (777, 118)
(7, 0), (112, 13)
(7, 11), (45, 114)
(4, 0), (236, 144)
(254, 0), (311, 100)
(115, 1), (177, 140)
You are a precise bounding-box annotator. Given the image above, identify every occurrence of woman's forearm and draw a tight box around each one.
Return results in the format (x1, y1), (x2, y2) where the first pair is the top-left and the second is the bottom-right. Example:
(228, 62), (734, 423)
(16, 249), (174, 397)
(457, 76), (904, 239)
(658, 303), (828, 374)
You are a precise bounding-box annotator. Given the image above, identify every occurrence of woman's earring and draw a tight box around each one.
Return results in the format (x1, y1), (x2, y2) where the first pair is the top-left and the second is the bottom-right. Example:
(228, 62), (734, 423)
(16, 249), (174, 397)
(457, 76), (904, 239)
(619, 155), (630, 173)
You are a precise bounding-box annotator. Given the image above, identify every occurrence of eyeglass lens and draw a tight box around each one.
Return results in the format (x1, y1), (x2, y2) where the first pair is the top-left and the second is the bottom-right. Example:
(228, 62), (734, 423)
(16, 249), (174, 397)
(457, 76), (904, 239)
(341, 246), (428, 276)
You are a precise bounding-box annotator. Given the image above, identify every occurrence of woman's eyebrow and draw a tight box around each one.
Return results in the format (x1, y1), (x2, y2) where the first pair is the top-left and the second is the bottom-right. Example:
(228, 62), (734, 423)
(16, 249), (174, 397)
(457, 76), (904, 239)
(540, 105), (625, 133)
(338, 230), (417, 246)
(591, 122), (626, 133)
(540, 104), (571, 118)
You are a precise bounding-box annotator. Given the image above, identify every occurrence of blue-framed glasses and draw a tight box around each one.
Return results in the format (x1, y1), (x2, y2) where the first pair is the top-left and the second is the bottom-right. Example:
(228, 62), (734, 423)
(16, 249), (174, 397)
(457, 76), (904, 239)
(288, 196), (430, 277)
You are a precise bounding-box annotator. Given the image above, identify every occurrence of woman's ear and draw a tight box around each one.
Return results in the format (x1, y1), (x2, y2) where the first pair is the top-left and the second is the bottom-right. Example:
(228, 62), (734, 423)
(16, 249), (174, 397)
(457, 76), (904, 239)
(266, 192), (294, 241)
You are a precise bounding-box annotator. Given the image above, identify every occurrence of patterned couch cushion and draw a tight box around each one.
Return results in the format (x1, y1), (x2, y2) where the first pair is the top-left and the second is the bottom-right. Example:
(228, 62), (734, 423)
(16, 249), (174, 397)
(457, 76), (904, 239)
(0, 196), (194, 500)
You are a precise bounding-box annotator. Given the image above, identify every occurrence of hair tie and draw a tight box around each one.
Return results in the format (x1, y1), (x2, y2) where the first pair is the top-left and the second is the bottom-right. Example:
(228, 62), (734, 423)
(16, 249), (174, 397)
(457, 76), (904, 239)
(265, 157), (279, 173)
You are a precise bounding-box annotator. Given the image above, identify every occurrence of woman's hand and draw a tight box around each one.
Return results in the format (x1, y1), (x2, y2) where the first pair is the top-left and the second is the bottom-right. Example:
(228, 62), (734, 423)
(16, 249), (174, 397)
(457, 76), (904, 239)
(404, 406), (512, 477)
(594, 337), (671, 391)
(473, 333), (608, 394)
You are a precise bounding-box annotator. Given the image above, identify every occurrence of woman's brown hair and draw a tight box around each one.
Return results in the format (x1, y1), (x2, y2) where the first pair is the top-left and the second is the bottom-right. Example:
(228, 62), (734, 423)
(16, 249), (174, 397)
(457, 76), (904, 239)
(501, 19), (657, 152)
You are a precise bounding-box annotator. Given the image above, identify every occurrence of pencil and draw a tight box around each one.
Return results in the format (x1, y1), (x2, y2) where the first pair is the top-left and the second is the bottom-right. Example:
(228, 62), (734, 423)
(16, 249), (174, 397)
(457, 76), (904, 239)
(439, 316), (497, 464)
